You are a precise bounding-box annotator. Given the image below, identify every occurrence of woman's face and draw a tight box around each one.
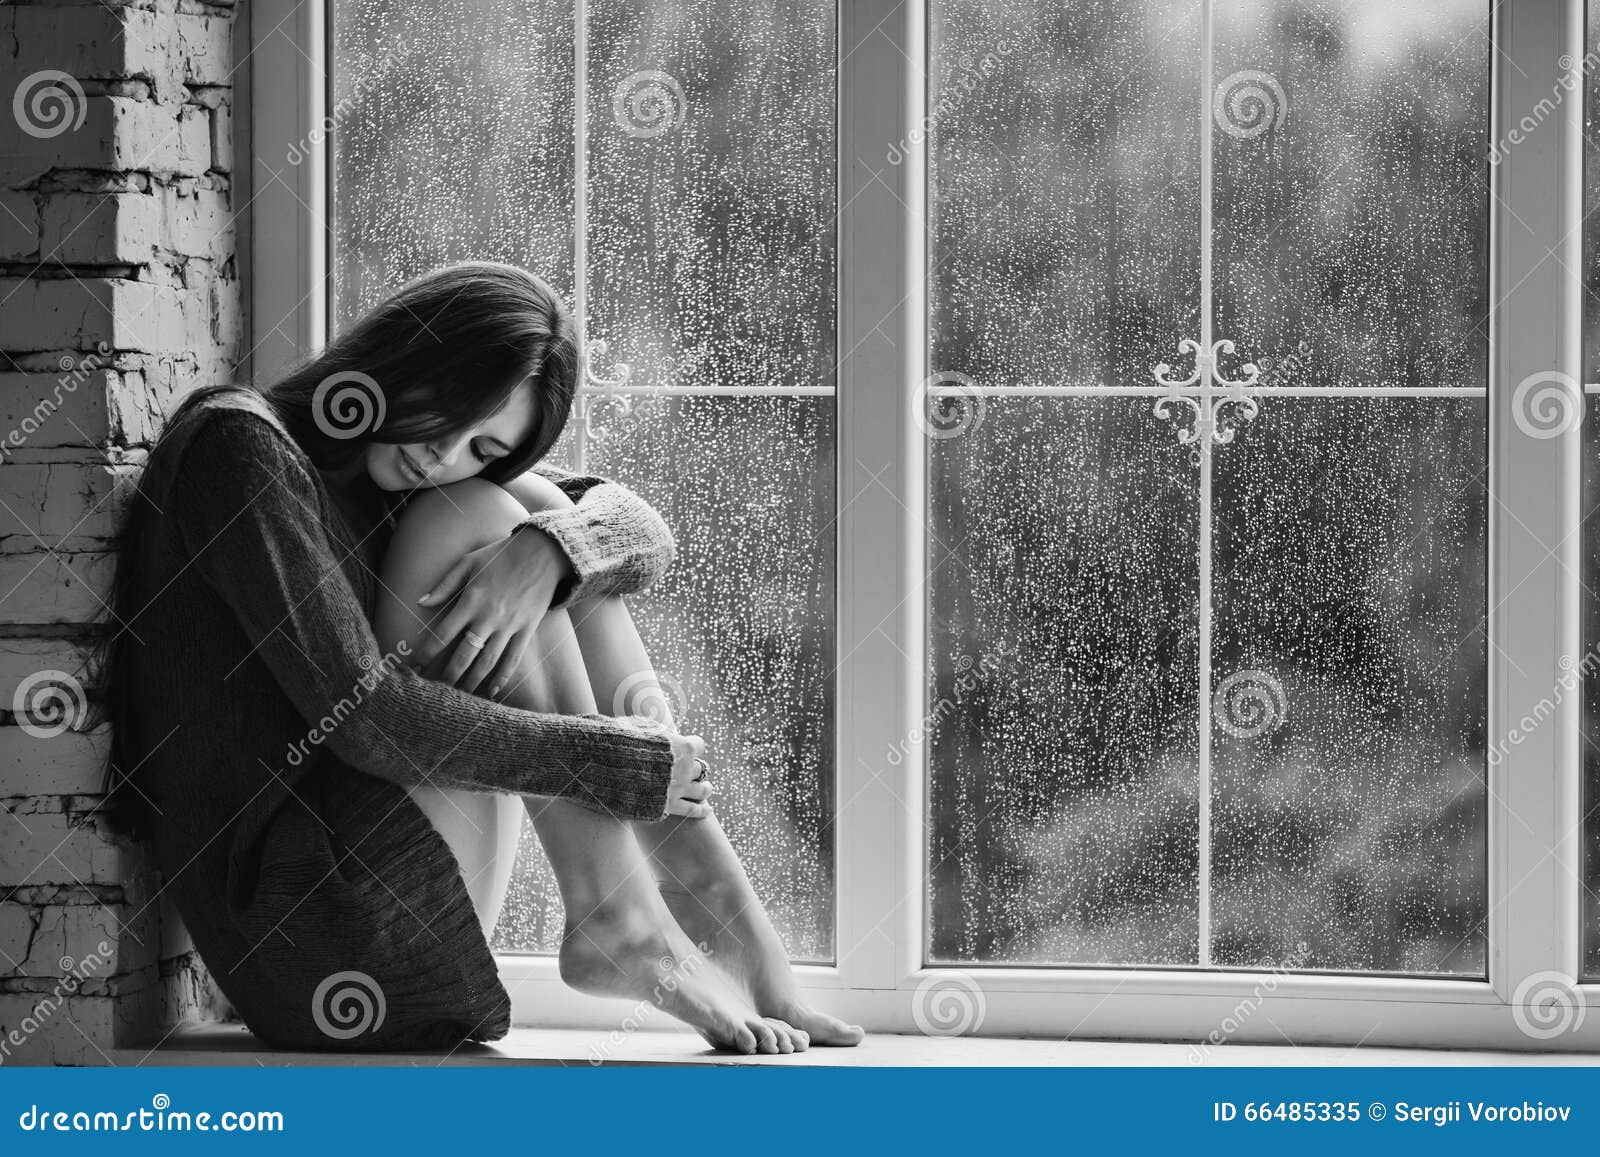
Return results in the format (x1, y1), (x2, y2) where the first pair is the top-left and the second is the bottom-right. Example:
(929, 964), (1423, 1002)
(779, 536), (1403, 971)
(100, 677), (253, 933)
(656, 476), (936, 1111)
(364, 382), (538, 492)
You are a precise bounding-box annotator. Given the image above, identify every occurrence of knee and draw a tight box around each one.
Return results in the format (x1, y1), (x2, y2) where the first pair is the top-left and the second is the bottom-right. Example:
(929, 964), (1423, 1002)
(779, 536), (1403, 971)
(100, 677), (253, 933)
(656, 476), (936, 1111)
(393, 477), (531, 552)
(499, 470), (576, 515)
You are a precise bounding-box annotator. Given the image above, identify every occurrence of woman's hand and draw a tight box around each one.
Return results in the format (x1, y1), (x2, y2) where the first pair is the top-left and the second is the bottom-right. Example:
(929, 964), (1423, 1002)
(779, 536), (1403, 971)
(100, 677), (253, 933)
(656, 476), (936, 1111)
(412, 526), (574, 696)
(665, 731), (714, 819)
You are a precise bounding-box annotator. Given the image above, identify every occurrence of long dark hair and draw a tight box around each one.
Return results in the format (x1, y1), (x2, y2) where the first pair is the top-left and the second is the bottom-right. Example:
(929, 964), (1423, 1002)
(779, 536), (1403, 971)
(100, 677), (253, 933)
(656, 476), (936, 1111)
(96, 261), (580, 838)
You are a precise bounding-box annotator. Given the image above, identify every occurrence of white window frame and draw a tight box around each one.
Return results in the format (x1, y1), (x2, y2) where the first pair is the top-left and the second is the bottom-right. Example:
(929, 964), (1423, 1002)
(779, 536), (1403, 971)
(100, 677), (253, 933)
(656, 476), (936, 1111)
(246, 0), (1595, 1051)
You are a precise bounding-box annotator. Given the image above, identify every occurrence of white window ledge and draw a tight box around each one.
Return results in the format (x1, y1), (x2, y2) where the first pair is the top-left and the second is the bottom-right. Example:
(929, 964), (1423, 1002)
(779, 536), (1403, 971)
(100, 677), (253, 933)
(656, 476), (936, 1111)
(112, 1024), (1600, 1068)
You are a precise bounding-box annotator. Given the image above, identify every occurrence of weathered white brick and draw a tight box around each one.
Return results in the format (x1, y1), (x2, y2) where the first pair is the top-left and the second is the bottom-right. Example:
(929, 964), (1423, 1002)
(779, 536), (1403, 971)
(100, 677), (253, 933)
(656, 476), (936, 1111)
(0, 728), (109, 798)
(38, 193), (159, 265)
(0, 280), (191, 355)
(209, 100), (232, 174)
(0, 98), (212, 184)
(0, 638), (93, 694)
(3, 5), (128, 81)
(0, 192), (40, 262)
(0, 899), (138, 979)
(0, 460), (130, 548)
(0, 370), (118, 450)
(0, 801), (147, 888)
(0, 982), (163, 1063)
(157, 185), (231, 259)
(0, 550), (114, 624)
(177, 15), (233, 87)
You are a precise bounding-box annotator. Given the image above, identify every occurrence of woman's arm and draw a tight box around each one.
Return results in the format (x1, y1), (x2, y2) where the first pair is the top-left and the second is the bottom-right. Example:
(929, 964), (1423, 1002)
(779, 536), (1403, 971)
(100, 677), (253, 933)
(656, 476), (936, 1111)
(165, 406), (680, 820)
(515, 463), (677, 608)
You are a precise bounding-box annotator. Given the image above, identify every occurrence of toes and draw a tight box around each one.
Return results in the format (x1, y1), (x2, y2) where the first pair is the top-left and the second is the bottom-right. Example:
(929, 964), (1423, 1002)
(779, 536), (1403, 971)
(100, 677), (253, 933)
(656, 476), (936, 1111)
(730, 1024), (757, 1054)
(764, 1019), (796, 1053)
(749, 1019), (779, 1054)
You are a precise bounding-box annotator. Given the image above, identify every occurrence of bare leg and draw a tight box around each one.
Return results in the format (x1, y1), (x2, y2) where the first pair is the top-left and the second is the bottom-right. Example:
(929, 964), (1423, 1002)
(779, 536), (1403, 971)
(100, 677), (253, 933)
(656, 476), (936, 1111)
(375, 478), (806, 1054)
(565, 591), (864, 1046)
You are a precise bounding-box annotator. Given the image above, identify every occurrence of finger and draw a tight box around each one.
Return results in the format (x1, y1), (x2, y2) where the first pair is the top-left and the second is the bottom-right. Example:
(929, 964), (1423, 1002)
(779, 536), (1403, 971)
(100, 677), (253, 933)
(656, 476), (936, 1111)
(415, 603), (476, 670)
(439, 625), (492, 688)
(418, 557), (471, 606)
(665, 800), (712, 820)
(486, 632), (531, 701)
(677, 780), (711, 803)
(458, 631), (509, 694)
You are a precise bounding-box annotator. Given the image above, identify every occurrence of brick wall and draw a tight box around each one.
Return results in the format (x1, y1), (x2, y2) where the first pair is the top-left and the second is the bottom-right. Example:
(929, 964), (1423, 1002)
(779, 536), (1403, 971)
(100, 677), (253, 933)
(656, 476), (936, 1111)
(0, 0), (241, 1063)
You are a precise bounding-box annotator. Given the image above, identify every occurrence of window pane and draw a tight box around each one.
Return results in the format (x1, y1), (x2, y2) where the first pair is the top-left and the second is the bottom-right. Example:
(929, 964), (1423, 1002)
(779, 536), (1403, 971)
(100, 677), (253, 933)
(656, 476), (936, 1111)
(1212, 398), (1486, 974)
(928, 0), (1202, 391)
(927, 399), (1201, 966)
(585, 0), (836, 389)
(1213, 0), (1489, 390)
(331, 0), (576, 323)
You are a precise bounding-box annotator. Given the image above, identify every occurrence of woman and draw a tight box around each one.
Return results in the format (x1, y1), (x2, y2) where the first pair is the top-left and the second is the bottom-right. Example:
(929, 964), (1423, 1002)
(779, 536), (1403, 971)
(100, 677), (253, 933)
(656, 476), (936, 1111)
(99, 261), (862, 1055)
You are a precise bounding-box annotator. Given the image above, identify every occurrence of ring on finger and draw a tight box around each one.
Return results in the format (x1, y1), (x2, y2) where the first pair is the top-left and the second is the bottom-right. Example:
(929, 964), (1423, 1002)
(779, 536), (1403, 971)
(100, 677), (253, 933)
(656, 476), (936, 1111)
(462, 628), (488, 650)
(692, 758), (710, 783)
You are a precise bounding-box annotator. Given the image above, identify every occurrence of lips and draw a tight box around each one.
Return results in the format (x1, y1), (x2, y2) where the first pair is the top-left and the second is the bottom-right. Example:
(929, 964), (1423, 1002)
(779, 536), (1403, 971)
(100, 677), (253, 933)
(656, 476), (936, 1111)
(397, 448), (428, 485)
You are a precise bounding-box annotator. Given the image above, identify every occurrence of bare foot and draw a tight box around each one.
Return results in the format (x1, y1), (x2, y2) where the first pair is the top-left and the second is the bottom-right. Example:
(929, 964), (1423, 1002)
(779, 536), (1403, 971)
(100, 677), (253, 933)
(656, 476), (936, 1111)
(558, 902), (809, 1055)
(658, 885), (864, 1047)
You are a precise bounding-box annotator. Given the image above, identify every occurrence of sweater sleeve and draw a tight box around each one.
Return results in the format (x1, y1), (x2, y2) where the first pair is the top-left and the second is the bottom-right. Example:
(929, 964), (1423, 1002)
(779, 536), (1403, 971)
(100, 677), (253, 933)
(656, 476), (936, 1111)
(516, 463), (677, 609)
(165, 407), (676, 820)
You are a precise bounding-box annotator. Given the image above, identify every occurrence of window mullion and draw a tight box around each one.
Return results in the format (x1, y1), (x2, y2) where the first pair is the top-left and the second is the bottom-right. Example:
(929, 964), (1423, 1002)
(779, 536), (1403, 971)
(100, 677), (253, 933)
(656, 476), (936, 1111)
(835, 0), (927, 990)
(248, 0), (328, 376)
(1489, 0), (1585, 1002)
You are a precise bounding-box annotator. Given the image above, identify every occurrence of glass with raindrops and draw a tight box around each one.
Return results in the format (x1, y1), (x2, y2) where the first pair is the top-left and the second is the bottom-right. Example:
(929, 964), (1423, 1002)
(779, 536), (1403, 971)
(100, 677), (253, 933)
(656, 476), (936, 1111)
(928, 0), (1487, 973)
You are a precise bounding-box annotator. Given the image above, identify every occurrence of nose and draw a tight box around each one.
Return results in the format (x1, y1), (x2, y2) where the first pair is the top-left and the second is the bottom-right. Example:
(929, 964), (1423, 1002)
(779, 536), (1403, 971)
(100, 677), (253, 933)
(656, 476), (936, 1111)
(425, 431), (472, 468)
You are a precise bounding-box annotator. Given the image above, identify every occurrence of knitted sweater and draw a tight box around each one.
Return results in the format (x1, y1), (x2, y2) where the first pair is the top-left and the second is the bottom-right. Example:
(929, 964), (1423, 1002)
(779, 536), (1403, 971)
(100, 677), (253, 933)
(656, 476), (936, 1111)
(123, 387), (678, 1049)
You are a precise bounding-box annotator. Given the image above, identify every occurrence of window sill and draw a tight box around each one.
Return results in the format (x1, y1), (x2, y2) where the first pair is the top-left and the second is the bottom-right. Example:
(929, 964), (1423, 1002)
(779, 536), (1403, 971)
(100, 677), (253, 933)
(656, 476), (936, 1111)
(114, 1024), (1598, 1068)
